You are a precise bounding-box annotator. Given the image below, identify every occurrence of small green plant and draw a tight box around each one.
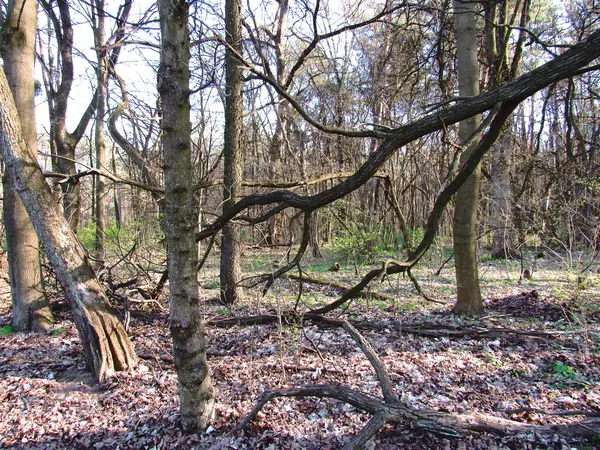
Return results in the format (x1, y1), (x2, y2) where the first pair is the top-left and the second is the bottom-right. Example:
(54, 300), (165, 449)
(509, 368), (527, 378)
(203, 280), (220, 290)
(404, 228), (425, 250)
(546, 360), (580, 386)
(332, 227), (379, 262)
(49, 327), (67, 337)
(308, 262), (333, 272)
(0, 325), (14, 336)
(215, 307), (229, 316)
(77, 223), (97, 251)
(588, 433), (600, 445)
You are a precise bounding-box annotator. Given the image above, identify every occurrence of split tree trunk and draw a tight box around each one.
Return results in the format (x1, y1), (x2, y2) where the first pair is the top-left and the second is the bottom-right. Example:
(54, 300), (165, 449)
(1, 0), (52, 332)
(0, 66), (136, 382)
(158, 0), (216, 432)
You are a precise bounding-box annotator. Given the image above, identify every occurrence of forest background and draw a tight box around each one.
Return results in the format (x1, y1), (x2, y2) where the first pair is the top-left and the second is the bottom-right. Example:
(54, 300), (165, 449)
(0, 0), (599, 448)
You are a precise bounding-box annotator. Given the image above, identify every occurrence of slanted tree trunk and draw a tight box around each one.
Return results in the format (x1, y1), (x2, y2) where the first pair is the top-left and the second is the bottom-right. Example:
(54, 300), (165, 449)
(1, 0), (52, 332)
(0, 66), (136, 382)
(158, 0), (216, 432)
(220, 0), (244, 305)
(452, 0), (483, 315)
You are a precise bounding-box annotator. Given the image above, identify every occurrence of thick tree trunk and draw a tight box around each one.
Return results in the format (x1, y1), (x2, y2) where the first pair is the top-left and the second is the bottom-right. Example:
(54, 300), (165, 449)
(220, 0), (244, 305)
(0, 68), (136, 381)
(158, 0), (216, 432)
(452, 0), (483, 315)
(1, 0), (52, 332)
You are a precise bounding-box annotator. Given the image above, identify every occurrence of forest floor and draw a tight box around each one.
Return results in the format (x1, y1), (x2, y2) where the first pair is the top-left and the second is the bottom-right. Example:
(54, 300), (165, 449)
(1, 248), (599, 449)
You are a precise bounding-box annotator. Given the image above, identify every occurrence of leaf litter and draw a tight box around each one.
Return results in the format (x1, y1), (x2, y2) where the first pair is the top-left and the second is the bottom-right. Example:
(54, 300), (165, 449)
(0, 259), (599, 449)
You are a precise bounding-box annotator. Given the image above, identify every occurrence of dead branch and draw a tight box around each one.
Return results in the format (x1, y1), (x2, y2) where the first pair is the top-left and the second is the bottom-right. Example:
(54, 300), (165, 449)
(263, 363), (344, 376)
(231, 321), (600, 449)
(342, 321), (396, 403)
(208, 313), (582, 342)
(505, 407), (600, 417)
(405, 268), (445, 304)
(281, 273), (394, 301)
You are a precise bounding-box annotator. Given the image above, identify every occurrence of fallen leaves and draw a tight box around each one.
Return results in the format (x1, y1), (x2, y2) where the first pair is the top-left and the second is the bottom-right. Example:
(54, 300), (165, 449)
(0, 275), (599, 449)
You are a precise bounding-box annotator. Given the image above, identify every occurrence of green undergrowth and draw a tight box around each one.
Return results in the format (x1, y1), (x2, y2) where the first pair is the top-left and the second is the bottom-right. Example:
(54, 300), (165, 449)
(198, 244), (600, 328)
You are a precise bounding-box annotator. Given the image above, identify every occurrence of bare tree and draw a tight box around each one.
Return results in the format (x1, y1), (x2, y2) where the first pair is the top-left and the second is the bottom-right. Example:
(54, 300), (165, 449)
(452, 0), (483, 315)
(92, 0), (108, 264)
(220, 0), (244, 305)
(158, 0), (216, 431)
(1, 0), (52, 332)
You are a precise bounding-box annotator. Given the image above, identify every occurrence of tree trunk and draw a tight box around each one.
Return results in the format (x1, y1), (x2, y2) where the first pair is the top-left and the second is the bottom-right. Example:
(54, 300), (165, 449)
(1, 0), (52, 332)
(265, 0), (289, 246)
(158, 0), (216, 432)
(452, 0), (483, 315)
(40, 0), (99, 232)
(490, 130), (512, 258)
(93, 0), (107, 265)
(0, 66), (136, 381)
(486, 0), (529, 259)
(220, 0), (244, 305)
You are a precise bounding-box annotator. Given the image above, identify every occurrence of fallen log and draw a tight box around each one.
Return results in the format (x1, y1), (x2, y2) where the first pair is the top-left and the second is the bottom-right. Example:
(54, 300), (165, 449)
(208, 313), (581, 340)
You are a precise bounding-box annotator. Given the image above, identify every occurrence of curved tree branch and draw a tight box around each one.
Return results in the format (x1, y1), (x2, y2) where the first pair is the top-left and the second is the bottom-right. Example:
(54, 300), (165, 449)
(198, 29), (600, 244)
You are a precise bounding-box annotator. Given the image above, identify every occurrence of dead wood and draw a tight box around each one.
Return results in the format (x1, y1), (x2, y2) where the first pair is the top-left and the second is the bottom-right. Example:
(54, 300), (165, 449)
(231, 321), (599, 449)
(208, 313), (580, 341)
(281, 273), (393, 301)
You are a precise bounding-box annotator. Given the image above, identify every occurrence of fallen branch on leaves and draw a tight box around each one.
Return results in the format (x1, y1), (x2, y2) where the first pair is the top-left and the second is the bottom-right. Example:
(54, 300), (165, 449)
(229, 321), (600, 449)
(208, 313), (582, 341)
(504, 407), (600, 417)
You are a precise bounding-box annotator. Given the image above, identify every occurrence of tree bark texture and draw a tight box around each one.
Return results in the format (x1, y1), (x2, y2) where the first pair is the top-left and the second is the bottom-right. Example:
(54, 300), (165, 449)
(0, 67), (136, 381)
(50, 0), (81, 231)
(452, 0), (483, 315)
(1, 0), (52, 332)
(220, 0), (244, 305)
(40, 0), (104, 232)
(158, 0), (216, 432)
